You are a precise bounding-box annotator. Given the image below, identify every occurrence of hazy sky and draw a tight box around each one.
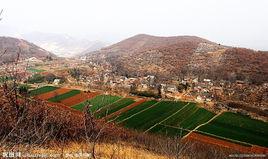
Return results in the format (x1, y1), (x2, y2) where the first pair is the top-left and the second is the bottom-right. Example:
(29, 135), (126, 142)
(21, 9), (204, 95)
(1, 0), (268, 50)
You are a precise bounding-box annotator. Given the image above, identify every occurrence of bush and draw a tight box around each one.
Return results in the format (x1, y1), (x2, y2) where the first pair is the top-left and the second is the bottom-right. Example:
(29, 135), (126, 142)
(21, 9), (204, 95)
(27, 74), (45, 83)
(130, 90), (161, 98)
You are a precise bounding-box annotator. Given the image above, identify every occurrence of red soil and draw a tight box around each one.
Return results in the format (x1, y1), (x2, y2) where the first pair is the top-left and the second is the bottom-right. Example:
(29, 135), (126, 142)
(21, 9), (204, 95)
(60, 92), (99, 107)
(36, 88), (71, 100)
(185, 132), (268, 154)
(104, 98), (147, 120)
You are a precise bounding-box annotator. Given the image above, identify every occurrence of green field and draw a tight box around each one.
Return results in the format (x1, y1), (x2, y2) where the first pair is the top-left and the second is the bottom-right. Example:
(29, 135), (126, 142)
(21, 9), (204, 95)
(71, 100), (90, 111)
(197, 112), (268, 147)
(95, 98), (135, 118)
(121, 101), (188, 131)
(30, 86), (59, 96)
(71, 95), (121, 112)
(48, 90), (81, 102)
(113, 100), (158, 122)
(27, 67), (45, 73)
(149, 124), (189, 137)
(146, 103), (215, 137)
(161, 103), (215, 130)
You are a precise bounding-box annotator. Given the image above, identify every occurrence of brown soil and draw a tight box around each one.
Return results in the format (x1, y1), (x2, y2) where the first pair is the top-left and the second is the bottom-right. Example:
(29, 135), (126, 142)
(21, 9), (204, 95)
(60, 92), (99, 107)
(184, 132), (268, 154)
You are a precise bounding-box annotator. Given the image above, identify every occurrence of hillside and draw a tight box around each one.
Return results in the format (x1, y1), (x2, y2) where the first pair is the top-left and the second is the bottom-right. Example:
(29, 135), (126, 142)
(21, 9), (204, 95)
(84, 34), (268, 84)
(0, 36), (55, 63)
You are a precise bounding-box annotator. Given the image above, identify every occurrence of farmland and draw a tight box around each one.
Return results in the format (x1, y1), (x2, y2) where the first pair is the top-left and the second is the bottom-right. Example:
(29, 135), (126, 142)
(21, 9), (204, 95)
(120, 101), (188, 131)
(71, 95), (122, 112)
(30, 86), (59, 96)
(29, 86), (268, 150)
(197, 112), (268, 147)
(48, 90), (81, 102)
(113, 100), (158, 122)
(160, 104), (215, 130)
(60, 92), (99, 106)
(95, 98), (135, 118)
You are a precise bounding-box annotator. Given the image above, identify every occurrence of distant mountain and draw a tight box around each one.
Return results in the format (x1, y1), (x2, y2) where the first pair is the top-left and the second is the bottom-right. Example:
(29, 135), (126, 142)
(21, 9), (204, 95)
(22, 32), (107, 57)
(85, 34), (268, 84)
(0, 36), (55, 63)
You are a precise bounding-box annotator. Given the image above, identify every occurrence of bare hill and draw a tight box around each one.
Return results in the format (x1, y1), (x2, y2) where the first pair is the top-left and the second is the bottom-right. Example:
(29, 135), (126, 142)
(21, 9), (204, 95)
(85, 34), (268, 84)
(0, 36), (56, 63)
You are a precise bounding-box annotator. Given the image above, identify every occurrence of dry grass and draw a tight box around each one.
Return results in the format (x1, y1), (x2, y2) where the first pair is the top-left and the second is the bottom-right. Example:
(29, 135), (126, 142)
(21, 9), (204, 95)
(0, 141), (173, 159)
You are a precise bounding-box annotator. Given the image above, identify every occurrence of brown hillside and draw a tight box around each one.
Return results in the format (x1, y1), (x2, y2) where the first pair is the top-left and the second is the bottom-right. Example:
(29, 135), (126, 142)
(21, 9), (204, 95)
(0, 36), (56, 63)
(85, 34), (268, 84)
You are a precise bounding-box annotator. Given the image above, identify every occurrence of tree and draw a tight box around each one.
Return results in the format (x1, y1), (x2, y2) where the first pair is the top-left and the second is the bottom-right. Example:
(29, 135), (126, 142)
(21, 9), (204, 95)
(69, 68), (82, 82)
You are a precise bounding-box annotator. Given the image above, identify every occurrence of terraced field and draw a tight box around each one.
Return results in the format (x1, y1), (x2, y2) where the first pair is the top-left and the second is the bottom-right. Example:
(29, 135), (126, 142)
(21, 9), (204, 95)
(197, 112), (268, 147)
(71, 95), (121, 112)
(95, 98), (135, 118)
(48, 90), (81, 102)
(30, 86), (59, 96)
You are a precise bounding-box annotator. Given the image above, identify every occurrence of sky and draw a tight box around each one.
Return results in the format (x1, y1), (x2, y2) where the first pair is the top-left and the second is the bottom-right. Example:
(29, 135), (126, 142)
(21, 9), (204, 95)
(0, 0), (268, 50)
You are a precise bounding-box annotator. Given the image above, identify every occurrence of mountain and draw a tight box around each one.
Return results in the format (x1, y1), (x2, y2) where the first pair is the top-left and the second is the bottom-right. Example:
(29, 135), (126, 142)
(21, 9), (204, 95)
(22, 32), (107, 57)
(85, 34), (268, 84)
(0, 36), (55, 63)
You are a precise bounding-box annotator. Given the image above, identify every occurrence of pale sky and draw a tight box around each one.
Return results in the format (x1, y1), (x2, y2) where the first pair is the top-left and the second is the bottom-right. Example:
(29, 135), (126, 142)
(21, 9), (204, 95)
(0, 0), (268, 50)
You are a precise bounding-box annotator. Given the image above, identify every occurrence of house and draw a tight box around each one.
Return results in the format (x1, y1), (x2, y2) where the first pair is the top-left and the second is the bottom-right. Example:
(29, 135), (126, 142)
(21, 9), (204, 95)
(166, 84), (178, 93)
(53, 79), (61, 85)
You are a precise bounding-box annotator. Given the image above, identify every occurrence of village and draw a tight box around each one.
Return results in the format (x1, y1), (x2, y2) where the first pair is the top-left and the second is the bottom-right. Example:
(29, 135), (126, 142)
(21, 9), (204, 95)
(2, 56), (266, 122)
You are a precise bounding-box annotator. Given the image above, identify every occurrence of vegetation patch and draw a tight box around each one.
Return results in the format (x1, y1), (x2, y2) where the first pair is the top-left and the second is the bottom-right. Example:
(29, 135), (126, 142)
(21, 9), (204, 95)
(27, 74), (45, 83)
